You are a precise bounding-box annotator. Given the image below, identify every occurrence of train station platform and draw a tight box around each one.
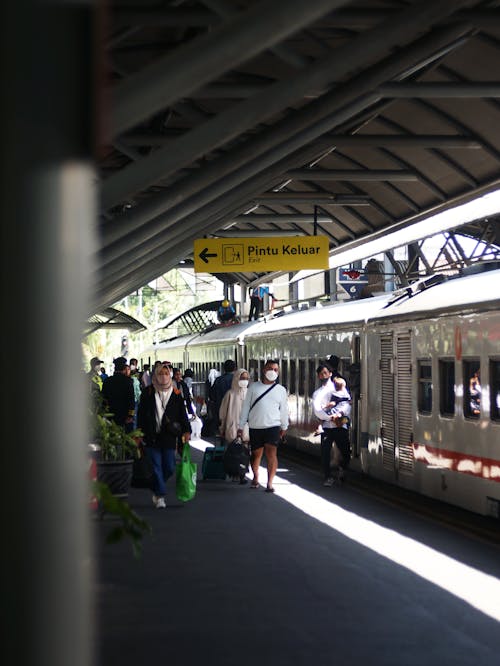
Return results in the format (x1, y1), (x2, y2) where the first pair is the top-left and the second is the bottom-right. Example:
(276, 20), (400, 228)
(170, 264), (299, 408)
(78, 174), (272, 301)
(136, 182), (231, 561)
(92, 439), (500, 666)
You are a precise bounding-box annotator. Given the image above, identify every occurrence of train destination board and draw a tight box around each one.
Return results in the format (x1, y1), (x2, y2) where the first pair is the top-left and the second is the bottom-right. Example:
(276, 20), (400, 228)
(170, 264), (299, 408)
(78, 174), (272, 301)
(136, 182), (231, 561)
(194, 236), (329, 273)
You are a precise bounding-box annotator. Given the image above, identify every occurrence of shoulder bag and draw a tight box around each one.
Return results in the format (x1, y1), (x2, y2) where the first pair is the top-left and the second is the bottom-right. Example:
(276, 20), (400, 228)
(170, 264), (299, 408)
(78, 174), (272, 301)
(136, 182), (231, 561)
(249, 383), (276, 412)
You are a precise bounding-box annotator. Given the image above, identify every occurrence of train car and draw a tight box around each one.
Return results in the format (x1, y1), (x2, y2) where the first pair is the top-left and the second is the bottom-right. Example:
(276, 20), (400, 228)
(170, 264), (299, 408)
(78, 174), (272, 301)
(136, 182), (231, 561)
(146, 320), (260, 397)
(362, 268), (500, 517)
(141, 267), (500, 517)
(142, 331), (200, 370)
(242, 295), (392, 458)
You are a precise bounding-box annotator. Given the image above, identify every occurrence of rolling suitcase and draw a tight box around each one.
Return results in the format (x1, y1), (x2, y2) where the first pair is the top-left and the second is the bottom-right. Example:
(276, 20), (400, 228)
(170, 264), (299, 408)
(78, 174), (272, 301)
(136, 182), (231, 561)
(201, 439), (227, 480)
(223, 438), (250, 477)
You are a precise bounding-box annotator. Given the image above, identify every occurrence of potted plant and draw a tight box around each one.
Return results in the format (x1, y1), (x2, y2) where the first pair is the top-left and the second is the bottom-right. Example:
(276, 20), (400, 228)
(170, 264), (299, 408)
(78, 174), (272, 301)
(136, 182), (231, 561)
(91, 414), (143, 499)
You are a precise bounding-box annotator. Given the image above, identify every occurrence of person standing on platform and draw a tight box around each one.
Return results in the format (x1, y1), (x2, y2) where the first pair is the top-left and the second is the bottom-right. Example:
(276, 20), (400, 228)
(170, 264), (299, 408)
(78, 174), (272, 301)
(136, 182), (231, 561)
(248, 285), (268, 320)
(212, 359), (236, 426)
(125, 363), (142, 429)
(219, 368), (251, 484)
(87, 356), (104, 405)
(101, 356), (135, 432)
(137, 364), (191, 509)
(237, 359), (288, 493)
(313, 365), (351, 486)
(141, 363), (152, 388)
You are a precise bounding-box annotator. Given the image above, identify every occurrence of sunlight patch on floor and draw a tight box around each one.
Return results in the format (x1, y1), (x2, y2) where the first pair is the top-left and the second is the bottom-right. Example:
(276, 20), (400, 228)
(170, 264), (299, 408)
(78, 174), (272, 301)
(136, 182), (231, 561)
(190, 439), (500, 623)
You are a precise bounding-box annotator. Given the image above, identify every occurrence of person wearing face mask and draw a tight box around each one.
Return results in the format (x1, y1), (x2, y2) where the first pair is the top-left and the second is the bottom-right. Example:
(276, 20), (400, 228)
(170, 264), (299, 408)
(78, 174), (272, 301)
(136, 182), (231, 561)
(313, 364), (351, 487)
(219, 369), (251, 484)
(237, 359), (288, 493)
(137, 365), (191, 508)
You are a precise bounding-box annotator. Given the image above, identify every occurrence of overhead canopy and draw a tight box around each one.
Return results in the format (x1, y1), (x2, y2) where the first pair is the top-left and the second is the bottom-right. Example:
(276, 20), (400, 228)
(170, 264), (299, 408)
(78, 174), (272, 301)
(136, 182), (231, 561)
(95, 1), (500, 310)
(84, 307), (147, 337)
(156, 300), (222, 339)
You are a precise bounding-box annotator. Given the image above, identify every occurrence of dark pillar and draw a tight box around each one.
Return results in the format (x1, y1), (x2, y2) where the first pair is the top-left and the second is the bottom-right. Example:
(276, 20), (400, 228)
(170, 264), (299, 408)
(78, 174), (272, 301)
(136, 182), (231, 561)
(1, 2), (98, 665)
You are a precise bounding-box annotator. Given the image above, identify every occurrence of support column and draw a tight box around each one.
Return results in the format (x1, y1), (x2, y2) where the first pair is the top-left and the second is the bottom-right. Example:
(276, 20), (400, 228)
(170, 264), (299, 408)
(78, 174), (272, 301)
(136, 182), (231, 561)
(1, 3), (98, 666)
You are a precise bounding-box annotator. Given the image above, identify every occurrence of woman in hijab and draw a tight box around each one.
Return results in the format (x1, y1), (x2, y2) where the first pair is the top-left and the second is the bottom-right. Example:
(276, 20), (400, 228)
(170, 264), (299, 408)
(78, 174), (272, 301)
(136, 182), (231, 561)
(137, 364), (191, 508)
(219, 368), (250, 484)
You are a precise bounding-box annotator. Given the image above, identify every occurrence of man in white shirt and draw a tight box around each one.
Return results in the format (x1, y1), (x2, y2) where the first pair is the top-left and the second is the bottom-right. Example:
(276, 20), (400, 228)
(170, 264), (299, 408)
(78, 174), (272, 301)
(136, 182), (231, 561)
(237, 359), (288, 493)
(313, 364), (351, 486)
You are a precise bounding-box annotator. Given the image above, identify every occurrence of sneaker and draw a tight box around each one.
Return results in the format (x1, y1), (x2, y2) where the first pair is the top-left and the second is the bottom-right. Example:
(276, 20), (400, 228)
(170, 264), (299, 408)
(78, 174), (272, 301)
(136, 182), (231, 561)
(156, 497), (166, 509)
(152, 494), (158, 506)
(323, 478), (334, 487)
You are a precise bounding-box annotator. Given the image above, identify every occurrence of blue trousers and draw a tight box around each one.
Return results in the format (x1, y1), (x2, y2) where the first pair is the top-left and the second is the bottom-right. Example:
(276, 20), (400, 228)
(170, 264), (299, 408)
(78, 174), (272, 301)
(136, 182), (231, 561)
(147, 447), (176, 497)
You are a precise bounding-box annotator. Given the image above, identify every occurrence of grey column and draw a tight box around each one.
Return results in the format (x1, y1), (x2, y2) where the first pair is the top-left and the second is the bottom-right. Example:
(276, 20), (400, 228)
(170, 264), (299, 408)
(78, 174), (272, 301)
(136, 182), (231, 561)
(1, 3), (97, 666)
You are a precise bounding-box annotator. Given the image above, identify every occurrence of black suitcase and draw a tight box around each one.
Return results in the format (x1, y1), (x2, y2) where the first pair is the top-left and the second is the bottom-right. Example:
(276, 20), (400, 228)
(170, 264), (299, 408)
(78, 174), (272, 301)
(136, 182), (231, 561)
(201, 441), (227, 480)
(223, 438), (250, 477)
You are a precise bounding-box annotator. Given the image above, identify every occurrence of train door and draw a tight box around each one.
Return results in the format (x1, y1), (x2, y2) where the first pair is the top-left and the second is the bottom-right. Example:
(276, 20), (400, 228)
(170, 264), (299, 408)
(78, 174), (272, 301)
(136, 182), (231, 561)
(380, 335), (395, 471)
(395, 333), (414, 474)
(380, 333), (414, 476)
(350, 336), (361, 458)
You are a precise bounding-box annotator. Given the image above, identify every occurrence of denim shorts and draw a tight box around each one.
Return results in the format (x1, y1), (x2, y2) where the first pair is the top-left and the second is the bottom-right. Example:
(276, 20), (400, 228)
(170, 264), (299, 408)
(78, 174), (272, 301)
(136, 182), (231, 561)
(249, 426), (281, 449)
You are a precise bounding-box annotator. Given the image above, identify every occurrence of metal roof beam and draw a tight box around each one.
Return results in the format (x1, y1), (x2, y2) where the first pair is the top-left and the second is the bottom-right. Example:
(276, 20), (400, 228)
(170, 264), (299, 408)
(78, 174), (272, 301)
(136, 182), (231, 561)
(192, 81), (500, 101)
(111, 0), (352, 137)
(231, 214), (334, 223)
(379, 82), (500, 97)
(212, 229), (309, 237)
(199, 0), (309, 68)
(96, 22), (478, 304)
(101, 18), (474, 255)
(102, 0), (474, 210)
(287, 169), (418, 181)
(253, 194), (371, 205)
(103, 0), (437, 210)
(327, 134), (481, 148)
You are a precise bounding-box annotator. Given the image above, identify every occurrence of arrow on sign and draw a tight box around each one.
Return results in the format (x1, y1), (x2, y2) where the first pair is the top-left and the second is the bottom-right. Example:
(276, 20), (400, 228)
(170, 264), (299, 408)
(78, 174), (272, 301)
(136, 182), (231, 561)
(199, 247), (218, 264)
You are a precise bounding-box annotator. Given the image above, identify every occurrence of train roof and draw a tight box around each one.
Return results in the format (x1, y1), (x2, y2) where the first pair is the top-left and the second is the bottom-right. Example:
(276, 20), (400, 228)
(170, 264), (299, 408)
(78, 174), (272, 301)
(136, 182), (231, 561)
(368, 268), (500, 323)
(246, 294), (392, 337)
(184, 319), (261, 347)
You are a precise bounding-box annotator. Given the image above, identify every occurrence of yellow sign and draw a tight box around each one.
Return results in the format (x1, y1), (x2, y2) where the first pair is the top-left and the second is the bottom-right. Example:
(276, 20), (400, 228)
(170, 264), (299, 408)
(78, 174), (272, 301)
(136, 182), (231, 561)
(194, 236), (329, 273)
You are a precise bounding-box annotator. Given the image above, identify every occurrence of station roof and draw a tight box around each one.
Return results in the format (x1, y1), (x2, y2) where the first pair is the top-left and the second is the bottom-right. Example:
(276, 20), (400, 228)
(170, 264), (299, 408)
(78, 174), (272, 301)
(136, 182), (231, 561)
(96, 0), (500, 311)
(84, 307), (147, 337)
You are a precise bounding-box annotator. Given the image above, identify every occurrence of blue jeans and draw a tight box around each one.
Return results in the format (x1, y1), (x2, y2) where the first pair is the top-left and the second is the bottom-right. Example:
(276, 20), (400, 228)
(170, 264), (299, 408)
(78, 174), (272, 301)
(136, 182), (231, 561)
(147, 447), (176, 497)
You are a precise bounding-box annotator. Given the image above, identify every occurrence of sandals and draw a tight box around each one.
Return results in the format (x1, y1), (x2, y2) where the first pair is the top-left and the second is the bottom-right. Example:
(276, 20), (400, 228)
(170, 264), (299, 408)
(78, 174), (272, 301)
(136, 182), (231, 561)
(250, 482), (260, 489)
(265, 486), (275, 493)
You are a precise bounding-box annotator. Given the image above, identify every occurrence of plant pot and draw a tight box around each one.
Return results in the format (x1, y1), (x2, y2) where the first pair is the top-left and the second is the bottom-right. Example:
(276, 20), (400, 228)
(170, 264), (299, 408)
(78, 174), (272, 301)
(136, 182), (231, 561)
(96, 459), (134, 499)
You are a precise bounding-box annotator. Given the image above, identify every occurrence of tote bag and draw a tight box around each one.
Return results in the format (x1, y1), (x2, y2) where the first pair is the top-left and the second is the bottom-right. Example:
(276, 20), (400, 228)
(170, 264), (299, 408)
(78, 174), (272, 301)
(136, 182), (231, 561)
(176, 443), (197, 502)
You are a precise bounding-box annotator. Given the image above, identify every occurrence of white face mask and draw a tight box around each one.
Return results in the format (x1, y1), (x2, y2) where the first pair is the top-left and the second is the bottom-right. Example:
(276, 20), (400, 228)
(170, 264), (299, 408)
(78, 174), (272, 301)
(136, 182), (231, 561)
(265, 370), (278, 382)
(238, 379), (249, 388)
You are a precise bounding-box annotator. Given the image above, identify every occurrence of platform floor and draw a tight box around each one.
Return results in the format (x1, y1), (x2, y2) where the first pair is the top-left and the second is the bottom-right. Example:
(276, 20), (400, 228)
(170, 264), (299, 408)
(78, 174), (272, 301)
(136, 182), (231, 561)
(93, 439), (500, 666)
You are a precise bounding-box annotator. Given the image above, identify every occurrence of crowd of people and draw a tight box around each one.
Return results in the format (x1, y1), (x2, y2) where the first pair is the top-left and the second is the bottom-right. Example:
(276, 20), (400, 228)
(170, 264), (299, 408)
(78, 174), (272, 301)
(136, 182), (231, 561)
(87, 350), (353, 507)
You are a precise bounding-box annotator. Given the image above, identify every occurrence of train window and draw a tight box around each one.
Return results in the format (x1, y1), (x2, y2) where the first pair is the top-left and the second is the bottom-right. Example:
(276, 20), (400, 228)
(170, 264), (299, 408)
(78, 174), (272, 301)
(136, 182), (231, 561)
(281, 360), (289, 391)
(308, 359), (316, 395)
(290, 359), (297, 394)
(490, 359), (500, 421)
(298, 360), (306, 396)
(463, 359), (481, 420)
(248, 358), (259, 383)
(439, 359), (455, 417)
(417, 360), (432, 414)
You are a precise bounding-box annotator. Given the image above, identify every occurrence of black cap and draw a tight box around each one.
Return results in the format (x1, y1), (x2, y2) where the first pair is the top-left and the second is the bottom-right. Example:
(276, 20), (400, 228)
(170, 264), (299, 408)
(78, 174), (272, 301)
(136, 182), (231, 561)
(90, 356), (104, 368)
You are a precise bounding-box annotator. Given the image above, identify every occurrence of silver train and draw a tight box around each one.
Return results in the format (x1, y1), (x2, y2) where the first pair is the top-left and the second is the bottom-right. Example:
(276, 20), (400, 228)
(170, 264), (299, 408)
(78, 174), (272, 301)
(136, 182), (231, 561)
(143, 267), (500, 518)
